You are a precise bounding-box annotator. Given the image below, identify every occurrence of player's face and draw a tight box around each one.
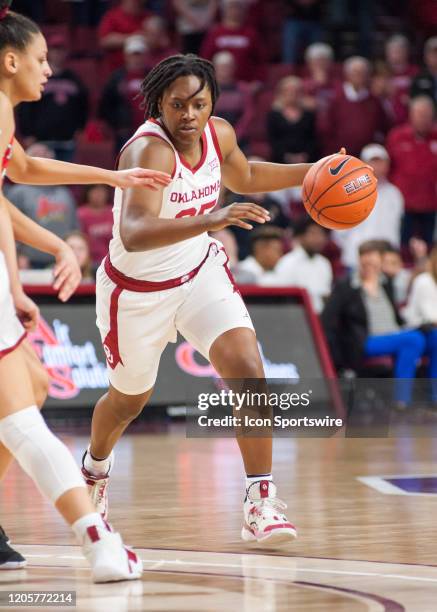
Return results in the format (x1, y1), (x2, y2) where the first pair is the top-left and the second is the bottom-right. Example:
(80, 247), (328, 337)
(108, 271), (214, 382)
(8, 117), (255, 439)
(160, 75), (213, 148)
(14, 33), (52, 102)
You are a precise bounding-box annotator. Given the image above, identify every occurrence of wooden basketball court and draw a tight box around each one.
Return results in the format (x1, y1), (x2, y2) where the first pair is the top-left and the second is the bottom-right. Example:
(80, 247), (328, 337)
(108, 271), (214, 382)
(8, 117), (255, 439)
(1, 425), (436, 611)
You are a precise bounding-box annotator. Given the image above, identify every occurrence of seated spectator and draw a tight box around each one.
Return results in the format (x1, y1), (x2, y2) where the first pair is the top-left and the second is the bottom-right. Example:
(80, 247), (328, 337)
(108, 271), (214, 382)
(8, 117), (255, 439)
(17, 34), (88, 162)
(322, 56), (388, 156)
(381, 238), (428, 305)
(267, 76), (317, 164)
(78, 185), (113, 269)
(173, 0), (218, 55)
(65, 0), (110, 26)
(376, 34), (418, 126)
(410, 36), (437, 105)
(321, 240), (432, 408)
(302, 42), (340, 114)
(386, 95), (437, 246)
(213, 51), (254, 149)
(7, 144), (79, 269)
(143, 16), (180, 71)
(98, 0), (154, 71)
(282, 0), (323, 65)
(264, 217), (332, 314)
(332, 144), (404, 270)
(404, 245), (437, 332)
(64, 231), (95, 282)
(99, 35), (148, 151)
(234, 226), (284, 285)
(200, 0), (264, 82)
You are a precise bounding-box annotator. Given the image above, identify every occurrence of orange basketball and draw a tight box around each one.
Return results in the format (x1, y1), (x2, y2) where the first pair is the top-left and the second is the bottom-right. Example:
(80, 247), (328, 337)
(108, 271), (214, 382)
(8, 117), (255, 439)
(302, 153), (378, 230)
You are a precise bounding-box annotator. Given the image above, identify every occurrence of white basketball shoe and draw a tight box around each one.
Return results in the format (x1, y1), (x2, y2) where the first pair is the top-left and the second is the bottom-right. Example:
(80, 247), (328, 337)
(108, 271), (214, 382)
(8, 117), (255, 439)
(241, 480), (297, 546)
(81, 450), (113, 520)
(81, 522), (142, 583)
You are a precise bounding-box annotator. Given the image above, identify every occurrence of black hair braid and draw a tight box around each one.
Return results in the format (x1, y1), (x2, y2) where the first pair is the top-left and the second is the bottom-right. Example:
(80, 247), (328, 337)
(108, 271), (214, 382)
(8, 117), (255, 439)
(140, 54), (220, 119)
(0, 1), (40, 51)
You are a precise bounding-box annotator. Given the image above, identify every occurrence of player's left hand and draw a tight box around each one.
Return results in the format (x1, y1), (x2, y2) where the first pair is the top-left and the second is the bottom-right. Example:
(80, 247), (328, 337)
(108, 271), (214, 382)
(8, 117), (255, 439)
(111, 168), (172, 190)
(53, 244), (82, 302)
(12, 289), (39, 332)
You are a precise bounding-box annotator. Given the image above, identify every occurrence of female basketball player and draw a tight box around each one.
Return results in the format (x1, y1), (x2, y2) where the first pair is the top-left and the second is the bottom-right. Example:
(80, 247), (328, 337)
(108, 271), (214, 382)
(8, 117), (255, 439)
(0, 0), (170, 578)
(80, 54), (345, 546)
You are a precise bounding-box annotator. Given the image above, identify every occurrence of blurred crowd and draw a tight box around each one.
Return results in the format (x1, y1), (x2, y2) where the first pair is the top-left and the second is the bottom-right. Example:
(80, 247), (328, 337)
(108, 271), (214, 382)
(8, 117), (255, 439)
(7, 0), (437, 396)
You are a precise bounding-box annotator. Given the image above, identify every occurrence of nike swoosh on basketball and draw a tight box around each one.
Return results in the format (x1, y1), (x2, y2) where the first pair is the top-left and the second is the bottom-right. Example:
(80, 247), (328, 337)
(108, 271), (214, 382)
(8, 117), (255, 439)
(329, 158), (350, 176)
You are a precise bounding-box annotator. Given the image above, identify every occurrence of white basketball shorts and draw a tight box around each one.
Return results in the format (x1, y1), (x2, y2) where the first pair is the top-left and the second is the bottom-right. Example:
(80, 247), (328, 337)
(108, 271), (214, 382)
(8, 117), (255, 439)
(0, 252), (26, 359)
(96, 243), (255, 394)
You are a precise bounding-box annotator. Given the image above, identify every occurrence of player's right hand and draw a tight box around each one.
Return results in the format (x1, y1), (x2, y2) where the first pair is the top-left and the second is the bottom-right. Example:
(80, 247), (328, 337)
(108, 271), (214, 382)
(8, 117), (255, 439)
(208, 203), (271, 231)
(12, 288), (39, 332)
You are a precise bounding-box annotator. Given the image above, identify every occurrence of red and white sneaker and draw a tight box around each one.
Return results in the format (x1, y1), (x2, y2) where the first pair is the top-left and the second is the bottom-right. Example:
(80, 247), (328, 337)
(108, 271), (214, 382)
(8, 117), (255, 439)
(241, 480), (297, 546)
(81, 451), (113, 520)
(82, 522), (142, 583)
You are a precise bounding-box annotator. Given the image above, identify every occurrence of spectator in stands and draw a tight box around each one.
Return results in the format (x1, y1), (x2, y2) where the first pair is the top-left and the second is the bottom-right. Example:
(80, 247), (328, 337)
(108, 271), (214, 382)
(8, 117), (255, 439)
(17, 34), (89, 162)
(213, 51), (254, 149)
(64, 231), (94, 283)
(381, 239), (428, 306)
(6, 144), (79, 269)
(65, 0), (110, 26)
(402, 244), (437, 404)
(321, 240), (427, 408)
(332, 144), (404, 270)
(98, 0), (154, 71)
(282, 0), (323, 65)
(302, 42), (340, 114)
(267, 76), (317, 164)
(172, 0), (218, 55)
(410, 36), (437, 104)
(78, 185), (113, 269)
(99, 35), (148, 151)
(386, 95), (437, 246)
(322, 56), (388, 156)
(200, 0), (264, 82)
(143, 16), (180, 71)
(374, 34), (418, 125)
(264, 217), (332, 314)
(234, 226), (284, 285)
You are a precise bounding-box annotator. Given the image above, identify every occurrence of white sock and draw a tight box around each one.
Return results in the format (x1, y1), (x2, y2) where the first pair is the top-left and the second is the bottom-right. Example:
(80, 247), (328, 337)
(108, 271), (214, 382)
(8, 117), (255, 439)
(84, 446), (112, 476)
(72, 512), (106, 544)
(245, 473), (273, 490)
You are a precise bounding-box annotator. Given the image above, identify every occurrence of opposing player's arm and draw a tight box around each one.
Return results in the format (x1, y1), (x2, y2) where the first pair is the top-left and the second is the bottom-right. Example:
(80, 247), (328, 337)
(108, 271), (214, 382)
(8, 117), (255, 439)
(214, 117), (313, 193)
(7, 138), (171, 190)
(119, 137), (270, 252)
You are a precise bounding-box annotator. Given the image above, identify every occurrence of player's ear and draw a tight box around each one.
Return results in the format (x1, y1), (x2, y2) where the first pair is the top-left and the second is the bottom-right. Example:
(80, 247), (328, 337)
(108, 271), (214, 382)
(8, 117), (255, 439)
(3, 50), (19, 75)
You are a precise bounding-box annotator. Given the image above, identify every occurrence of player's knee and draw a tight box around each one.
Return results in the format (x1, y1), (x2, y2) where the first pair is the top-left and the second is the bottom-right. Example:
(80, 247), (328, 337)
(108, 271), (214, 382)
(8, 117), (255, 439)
(107, 390), (149, 423)
(214, 350), (263, 378)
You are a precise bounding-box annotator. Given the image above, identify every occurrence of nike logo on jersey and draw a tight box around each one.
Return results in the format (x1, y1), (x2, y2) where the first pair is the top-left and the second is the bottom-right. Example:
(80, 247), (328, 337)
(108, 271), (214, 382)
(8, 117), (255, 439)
(329, 158), (350, 176)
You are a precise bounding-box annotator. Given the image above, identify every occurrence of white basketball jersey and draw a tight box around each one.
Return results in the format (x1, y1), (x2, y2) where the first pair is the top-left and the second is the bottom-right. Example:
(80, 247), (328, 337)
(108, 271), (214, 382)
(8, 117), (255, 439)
(109, 118), (222, 282)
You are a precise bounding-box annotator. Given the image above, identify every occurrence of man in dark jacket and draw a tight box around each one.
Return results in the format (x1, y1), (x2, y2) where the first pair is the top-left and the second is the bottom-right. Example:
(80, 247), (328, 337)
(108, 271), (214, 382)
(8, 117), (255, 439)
(410, 36), (437, 104)
(321, 241), (426, 407)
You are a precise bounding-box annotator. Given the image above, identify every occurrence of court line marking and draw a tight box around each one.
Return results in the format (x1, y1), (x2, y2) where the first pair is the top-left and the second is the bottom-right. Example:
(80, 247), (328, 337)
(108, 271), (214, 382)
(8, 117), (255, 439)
(358, 475), (437, 497)
(21, 549), (437, 584)
(15, 542), (437, 569)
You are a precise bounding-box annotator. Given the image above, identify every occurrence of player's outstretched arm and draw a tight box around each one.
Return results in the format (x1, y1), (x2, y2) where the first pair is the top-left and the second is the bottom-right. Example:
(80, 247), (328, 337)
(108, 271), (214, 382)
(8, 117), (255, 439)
(119, 138), (270, 252)
(7, 138), (172, 190)
(213, 117), (313, 194)
(7, 200), (81, 302)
